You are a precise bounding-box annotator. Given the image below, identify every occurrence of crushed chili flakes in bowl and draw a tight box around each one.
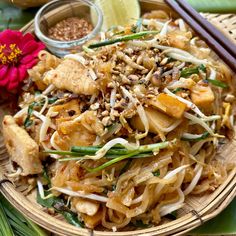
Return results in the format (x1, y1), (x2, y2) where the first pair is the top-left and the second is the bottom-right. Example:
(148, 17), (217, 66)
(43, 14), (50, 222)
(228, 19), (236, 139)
(48, 17), (93, 41)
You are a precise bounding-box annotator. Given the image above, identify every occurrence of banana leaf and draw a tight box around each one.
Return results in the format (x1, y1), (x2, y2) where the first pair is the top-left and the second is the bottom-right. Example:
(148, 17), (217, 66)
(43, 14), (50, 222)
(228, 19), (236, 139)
(190, 198), (236, 234)
(187, 0), (236, 13)
(0, 2), (37, 31)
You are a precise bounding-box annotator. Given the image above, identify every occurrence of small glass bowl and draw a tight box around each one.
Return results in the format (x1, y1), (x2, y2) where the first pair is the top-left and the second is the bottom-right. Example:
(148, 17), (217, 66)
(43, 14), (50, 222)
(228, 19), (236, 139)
(34, 0), (103, 57)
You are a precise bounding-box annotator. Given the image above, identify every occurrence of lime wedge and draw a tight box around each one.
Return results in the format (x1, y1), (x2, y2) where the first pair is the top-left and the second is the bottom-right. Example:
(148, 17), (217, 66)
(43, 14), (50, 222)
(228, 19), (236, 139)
(92, 0), (140, 31)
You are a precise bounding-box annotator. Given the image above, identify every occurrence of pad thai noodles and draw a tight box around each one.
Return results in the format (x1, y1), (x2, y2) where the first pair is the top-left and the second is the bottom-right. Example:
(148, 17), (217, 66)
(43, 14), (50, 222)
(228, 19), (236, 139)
(2, 10), (236, 231)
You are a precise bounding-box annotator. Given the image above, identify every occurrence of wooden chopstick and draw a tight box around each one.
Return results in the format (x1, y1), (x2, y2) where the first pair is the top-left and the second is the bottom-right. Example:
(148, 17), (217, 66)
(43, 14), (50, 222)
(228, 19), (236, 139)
(176, 0), (236, 58)
(165, 0), (236, 72)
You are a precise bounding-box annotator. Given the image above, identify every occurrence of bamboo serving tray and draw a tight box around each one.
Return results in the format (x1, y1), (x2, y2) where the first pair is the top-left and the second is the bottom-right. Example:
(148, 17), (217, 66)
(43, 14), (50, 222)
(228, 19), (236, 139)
(1, 1), (236, 235)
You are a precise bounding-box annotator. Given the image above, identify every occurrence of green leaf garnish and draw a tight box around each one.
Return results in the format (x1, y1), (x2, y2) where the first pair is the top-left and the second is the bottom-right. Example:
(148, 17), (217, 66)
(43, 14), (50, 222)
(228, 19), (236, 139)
(0, 194), (47, 236)
(152, 170), (160, 176)
(131, 220), (150, 228)
(88, 31), (158, 48)
(166, 211), (177, 220)
(206, 79), (228, 88)
(37, 191), (84, 228)
(180, 64), (206, 77)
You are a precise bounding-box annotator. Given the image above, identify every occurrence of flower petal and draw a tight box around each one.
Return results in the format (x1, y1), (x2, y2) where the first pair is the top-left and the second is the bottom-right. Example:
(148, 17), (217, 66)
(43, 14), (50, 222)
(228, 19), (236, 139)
(0, 65), (8, 79)
(22, 40), (45, 57)
(18, 33), (35, 48)
(0, 29), (22, 45)
(20, 55), (34, 65)
(0, 66), (9, 87)
(24, 58), (38, 69)
(18, 65), (27, 82)
(8, 67), (18, 83)
(7, 80), (19, 91)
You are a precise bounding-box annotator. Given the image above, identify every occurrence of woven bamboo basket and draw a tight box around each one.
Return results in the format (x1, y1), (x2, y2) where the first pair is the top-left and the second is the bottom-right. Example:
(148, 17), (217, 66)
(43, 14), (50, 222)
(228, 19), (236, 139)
(3, 0), (49, 8)
(1, 0), (236, 235)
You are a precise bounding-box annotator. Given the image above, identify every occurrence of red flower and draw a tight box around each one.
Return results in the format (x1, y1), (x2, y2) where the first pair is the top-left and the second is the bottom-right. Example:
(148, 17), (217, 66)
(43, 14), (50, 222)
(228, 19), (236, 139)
(0, 30), (45, 91)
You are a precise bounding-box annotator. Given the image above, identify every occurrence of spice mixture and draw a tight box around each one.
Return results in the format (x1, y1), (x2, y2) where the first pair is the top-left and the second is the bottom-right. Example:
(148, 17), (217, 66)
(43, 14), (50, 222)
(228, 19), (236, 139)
(48, 17), (93, 41)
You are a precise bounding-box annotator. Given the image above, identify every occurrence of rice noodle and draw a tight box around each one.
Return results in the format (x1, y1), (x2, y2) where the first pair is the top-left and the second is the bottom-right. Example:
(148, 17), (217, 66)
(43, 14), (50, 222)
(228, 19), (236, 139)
(184, 164), (203, 195)
(190, 138), (214, 156)
(184, 112), (216, 136)
(159, 189), (185, 216)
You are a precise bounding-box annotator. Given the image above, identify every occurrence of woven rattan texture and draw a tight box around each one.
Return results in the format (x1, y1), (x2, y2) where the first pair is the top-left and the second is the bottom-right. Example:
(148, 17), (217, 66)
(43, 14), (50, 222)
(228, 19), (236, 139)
(202, 13), (236, 43)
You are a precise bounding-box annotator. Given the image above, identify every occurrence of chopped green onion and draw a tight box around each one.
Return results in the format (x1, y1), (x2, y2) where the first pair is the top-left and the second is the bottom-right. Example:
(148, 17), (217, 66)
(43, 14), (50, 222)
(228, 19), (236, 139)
(152, 170), (160, 176)
(85, 151), (140, 173)
(46, 141), (173, 167)
(198, 64), (207, 72)
(119, 159), (132, 176)
(180, 64), (206, 77)
(180, 67), (199, 77)
(48, 97), (58, 104)
(58, 153), (154, 162)
(206, 79), (228, 88)
(131, 220), (150, 228)
(24, 102), (37, 128)
(88, 31), (158, 48)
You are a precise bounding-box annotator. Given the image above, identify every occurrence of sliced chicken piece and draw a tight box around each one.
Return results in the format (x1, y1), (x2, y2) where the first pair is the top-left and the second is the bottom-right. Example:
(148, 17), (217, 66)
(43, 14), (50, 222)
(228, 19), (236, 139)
(47, 99), (81, 118)
(2, 115), (42, 175)
(74, 198), (100, 216)
(43, 59), (98, 95)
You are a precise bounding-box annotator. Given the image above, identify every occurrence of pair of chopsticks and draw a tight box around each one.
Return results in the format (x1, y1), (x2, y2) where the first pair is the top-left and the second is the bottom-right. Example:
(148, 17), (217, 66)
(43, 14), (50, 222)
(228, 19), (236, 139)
(165, 0), (236, 72)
